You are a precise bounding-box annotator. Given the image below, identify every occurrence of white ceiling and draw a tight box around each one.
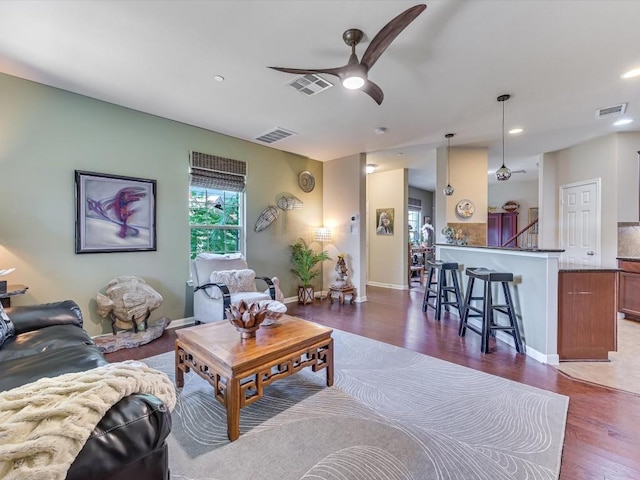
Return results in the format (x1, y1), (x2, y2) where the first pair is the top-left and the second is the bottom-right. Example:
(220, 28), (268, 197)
(1, 0), (639, 191)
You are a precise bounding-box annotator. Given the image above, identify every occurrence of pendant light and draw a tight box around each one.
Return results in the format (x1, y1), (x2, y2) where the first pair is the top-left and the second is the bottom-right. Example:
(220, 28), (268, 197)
(496, 94), (512, 181)
(443, 133), (455, 196)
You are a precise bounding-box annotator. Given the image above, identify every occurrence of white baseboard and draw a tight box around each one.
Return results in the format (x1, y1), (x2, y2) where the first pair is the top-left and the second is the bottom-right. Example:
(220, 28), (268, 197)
(168, 317), (197, 329)
(367, 281), (406, 290)
(463, 317), (552, 365)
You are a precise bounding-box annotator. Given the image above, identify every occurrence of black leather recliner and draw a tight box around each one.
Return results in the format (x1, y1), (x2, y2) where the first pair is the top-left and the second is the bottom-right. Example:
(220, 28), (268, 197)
(1, 300), (172, 480)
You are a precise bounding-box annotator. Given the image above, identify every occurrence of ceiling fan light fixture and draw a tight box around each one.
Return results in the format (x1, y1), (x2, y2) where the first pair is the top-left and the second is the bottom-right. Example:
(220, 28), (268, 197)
(343, 75), (365, 90)
(342, 63), (367, 90)
(268, 5), (426, 104)
(496, 94), (512, 182)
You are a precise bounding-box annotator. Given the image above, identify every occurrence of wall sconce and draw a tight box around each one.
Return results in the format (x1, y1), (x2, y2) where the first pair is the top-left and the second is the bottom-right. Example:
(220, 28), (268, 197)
(313, 227), (332, 243)
(366, 164), (377, 174)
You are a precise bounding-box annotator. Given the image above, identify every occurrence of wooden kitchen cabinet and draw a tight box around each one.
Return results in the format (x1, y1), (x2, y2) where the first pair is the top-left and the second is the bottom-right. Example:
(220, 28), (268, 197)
(558, 270), (617, 361)
(618, 260), (640, 320)
(487, 212), (518, 247)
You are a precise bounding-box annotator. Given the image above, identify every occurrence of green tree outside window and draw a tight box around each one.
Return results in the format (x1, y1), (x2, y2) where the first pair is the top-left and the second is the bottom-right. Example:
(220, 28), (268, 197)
(189, 187), (242, 258)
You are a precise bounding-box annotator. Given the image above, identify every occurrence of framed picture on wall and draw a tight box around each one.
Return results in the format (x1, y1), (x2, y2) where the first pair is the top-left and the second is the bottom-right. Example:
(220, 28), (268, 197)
(75, 170), (157, 253)
(376, 208), (394, 235)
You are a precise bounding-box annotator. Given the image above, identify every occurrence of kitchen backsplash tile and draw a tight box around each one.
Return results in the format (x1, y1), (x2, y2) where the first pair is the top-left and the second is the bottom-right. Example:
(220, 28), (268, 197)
(618, 224), (640, 257)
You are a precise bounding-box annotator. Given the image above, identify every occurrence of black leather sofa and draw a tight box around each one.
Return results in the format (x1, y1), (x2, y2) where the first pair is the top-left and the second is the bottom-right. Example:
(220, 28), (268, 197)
(0, 300), (172, 480)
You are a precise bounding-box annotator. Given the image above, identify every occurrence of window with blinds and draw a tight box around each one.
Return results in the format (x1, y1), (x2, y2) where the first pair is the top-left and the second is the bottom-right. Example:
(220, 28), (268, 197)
(408, 198), (422, 243)
(189, 152), (246, 258)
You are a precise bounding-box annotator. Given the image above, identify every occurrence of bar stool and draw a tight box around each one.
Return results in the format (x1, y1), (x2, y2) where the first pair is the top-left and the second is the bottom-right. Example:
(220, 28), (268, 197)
(458, 268), (524, 354)
(422, 261), (463, 321)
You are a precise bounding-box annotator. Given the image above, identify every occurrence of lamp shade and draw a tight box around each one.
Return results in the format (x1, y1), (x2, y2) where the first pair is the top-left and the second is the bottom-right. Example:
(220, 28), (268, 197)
(313, 227), (332, 243)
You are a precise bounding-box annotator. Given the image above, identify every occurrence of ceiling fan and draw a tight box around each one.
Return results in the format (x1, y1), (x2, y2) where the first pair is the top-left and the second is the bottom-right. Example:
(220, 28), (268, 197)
(268, 4), (427, 105)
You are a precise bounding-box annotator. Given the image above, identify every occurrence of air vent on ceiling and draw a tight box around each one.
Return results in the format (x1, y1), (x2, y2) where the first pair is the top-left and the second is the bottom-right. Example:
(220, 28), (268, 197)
(255, 127), (297, 144)
(596, 103), (627, 118)
(287, 74), (333, 96)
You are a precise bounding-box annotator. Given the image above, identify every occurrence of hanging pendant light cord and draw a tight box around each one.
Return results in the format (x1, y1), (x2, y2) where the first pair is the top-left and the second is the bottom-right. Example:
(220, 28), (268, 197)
(445, 133), (454, 185)
(447, 136), (451, 185)
(501, 99), (506, 168)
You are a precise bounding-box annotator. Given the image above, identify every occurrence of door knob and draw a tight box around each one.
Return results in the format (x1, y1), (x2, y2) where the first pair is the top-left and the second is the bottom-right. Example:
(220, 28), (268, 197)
(587, 250), (595, 256)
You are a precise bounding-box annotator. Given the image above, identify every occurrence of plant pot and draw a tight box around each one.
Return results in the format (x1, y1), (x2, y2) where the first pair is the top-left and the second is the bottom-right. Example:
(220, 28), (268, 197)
(297, 285), (315, 304)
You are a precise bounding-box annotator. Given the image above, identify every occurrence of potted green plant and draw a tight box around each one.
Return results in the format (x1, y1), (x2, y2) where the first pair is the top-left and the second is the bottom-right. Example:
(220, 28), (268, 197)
(290, 238), (331, 304)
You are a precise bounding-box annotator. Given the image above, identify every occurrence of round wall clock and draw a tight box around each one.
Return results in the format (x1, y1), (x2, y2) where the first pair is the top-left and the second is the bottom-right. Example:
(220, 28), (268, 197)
(298, 171), (315, 192)
(456, 199), (475, 218)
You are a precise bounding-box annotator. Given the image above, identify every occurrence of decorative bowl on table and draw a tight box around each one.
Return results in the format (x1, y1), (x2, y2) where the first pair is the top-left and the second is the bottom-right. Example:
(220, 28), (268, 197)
(258, 300), (287, 327)
(225, 300), (269, 338)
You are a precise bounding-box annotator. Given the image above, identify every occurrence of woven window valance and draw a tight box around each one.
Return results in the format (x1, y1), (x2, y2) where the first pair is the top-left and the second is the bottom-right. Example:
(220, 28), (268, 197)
(189, 151), (247, 192)
(408, 197), (422, 212)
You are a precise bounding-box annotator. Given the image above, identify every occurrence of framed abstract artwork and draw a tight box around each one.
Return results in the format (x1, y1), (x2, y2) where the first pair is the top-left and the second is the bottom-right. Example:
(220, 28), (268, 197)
(75, 170), (157, 253)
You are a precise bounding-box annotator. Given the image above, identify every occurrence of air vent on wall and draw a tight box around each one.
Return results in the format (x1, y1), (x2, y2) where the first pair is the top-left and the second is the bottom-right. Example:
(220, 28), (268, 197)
(596, 103), (627, 118)
(255, 127), (297, 144)
(287, 74), (333, 96)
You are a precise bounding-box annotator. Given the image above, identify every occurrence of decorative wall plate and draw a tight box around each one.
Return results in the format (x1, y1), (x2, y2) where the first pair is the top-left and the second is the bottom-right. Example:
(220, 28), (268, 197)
(298, 171), (315, 193)
(502, 200), (520, 213)
(456, 199), (475, 218)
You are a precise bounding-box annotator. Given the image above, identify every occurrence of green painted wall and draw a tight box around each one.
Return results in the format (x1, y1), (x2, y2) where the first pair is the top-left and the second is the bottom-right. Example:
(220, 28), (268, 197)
(0, 73), (322, 335)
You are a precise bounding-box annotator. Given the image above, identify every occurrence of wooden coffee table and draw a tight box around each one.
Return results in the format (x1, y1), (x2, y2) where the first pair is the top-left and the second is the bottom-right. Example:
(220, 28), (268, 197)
(175, 315), (333, 441)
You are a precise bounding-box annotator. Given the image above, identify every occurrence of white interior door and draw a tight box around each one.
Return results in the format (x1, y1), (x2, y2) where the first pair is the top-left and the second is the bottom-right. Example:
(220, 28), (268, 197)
(560, 179), (601, 266)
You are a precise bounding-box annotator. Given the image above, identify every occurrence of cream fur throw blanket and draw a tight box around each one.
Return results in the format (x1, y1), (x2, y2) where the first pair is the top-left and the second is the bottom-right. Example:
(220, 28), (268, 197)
(0, 360), (176, 480)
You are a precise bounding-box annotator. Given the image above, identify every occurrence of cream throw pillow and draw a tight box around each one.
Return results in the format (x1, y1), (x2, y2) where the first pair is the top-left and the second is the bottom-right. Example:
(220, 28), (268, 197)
(208, 269), (257, 299)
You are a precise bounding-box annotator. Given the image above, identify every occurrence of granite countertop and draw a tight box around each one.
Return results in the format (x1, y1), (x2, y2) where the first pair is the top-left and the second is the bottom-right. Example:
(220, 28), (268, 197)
(435, 243), (564, 253)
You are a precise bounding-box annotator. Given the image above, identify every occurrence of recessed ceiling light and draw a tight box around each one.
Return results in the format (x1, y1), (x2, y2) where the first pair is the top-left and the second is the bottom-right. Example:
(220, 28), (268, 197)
(214, 75), (225, 82)
(613, 118), (633, 126)
(396, 152), (404, 156)
(621, 68), (640, 79)
(509, 128), (523, 134)
(374, 127), (387, 135)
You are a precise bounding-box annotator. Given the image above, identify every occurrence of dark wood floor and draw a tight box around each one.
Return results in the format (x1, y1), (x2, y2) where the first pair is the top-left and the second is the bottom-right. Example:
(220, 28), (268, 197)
(106, 285), (640, 480)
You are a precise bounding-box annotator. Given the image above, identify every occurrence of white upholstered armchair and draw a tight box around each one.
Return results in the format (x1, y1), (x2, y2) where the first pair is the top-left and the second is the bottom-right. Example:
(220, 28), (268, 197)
(191, 253), (284, 324)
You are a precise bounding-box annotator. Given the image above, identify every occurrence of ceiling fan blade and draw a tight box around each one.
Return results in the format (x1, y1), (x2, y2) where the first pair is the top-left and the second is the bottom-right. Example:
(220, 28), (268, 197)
(361, 80), (384, 105)
(268, 66), (348, 78)
(360, 4), (427, 70)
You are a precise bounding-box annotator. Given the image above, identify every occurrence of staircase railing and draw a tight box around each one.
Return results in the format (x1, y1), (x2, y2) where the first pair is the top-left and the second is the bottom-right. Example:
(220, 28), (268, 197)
(502, 218), (539, 248)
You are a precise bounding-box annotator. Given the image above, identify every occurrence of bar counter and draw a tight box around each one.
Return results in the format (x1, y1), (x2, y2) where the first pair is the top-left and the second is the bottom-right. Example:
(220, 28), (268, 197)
(436, 244), (563, 364)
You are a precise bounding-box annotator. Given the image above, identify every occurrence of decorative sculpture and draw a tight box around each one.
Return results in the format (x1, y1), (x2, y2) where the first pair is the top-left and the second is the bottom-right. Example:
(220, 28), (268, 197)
(331, 253), (351, 289)
(96, 276), (163, 334)
(254, 205), (280, 232)
(226, 300), (269, 338)
(276, 195), (303, 210)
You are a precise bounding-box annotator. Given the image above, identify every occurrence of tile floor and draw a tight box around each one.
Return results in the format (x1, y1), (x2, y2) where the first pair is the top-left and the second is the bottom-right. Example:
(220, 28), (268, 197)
(555, 317), (640, 396)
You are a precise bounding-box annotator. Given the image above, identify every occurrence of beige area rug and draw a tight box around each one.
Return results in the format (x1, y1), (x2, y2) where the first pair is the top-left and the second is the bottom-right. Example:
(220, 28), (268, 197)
(144, 328), (568, 480)
(555, 318), (640, 396)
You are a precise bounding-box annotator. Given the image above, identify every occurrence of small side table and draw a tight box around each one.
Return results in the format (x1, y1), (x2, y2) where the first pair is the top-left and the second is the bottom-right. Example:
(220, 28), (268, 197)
(0, 284), (29, 308)
(328, 286), (354, 305)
